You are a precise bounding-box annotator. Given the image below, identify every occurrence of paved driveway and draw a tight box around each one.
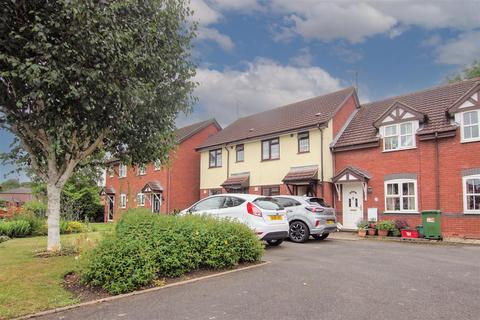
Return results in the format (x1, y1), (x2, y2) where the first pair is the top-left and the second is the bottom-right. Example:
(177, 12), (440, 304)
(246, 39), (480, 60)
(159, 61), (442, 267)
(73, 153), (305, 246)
(37, 239), (480, 320)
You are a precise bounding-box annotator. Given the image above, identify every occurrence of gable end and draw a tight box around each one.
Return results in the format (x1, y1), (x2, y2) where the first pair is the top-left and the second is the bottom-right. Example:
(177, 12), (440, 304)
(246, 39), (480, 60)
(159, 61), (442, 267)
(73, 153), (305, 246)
(373, 101), (426, 128)
(447, 82), (480, 115)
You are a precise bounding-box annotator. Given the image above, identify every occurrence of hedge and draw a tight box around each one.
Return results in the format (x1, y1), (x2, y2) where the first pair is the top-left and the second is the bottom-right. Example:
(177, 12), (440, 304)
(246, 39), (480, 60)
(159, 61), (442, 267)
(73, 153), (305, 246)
(81, 210), (264, 294)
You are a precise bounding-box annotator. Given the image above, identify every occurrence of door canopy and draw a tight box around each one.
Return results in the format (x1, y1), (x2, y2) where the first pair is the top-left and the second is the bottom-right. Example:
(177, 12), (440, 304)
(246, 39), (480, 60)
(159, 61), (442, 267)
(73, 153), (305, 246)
(141, 181), (164, 193)
(221, 173), (250, 190)
(333, 166), (371, 201)
(282, 165), (318, 185)
(100, 186), (115, 196)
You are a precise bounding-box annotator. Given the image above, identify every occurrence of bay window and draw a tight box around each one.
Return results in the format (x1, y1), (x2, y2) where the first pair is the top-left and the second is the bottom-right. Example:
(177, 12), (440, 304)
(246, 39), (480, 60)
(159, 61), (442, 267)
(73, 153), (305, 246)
(384, 179), (417, 212)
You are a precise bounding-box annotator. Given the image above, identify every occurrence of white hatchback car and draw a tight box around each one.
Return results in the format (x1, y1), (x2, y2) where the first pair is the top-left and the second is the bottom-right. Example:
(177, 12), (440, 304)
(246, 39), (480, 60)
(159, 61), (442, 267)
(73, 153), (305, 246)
(181, 194), (289, 246)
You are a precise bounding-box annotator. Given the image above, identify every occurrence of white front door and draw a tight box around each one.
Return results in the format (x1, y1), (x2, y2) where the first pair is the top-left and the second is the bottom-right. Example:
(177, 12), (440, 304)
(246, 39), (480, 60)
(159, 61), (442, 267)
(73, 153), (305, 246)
(342, 184), (363, 230)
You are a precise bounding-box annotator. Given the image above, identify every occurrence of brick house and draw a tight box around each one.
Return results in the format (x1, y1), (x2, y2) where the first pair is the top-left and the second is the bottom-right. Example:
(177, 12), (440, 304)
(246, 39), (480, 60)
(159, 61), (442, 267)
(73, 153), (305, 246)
(102, 119), (221, 221)
(332, 78), (480, 239)
(0, 187), (33, 207)
(196, 87), (359, 200)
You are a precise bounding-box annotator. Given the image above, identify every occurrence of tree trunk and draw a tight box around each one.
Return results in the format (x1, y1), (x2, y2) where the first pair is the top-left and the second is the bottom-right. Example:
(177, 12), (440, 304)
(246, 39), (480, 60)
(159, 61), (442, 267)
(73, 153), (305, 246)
(47, 183), (62, 251)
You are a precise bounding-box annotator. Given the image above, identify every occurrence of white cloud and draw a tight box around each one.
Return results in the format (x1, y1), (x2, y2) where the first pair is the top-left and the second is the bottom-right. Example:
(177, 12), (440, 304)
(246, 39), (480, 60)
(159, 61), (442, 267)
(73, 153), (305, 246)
(420, 34), (442, 48)
(190, 0), (222, 25)
(290, 48), (313, 67)
(330, 43), (363, 63)
(436, 31), (480, 65)
(191, 58), (342, 125)
(197, 27), (235, 51)
(268, 0), (480, 43)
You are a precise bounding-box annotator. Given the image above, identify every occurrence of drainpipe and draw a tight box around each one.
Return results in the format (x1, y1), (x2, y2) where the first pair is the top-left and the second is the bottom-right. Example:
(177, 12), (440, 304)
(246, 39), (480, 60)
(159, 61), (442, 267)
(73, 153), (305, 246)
(224, 145), (230, 183)
(435, 132), (440, 210)
(318, 125), (325, 198)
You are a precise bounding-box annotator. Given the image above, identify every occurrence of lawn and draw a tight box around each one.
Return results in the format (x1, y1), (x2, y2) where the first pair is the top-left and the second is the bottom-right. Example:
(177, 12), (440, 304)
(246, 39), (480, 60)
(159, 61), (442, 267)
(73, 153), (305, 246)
(0, 223), (114, 319)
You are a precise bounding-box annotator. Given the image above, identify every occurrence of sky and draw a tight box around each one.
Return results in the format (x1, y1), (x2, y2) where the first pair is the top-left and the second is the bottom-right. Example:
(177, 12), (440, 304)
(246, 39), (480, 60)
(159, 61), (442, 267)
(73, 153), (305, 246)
(1, 0), (480, 181)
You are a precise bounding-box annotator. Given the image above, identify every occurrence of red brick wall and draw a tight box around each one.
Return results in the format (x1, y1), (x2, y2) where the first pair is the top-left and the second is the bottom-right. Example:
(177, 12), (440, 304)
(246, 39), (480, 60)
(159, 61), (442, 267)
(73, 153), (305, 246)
(332, 94), (358, 138)
(104, 123), (220, 221)
(334, 129), (480, 238)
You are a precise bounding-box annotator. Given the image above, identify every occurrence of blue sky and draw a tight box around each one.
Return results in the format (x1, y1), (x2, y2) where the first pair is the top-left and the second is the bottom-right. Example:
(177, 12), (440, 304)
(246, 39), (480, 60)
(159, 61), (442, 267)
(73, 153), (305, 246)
(2, 0), (480, 181)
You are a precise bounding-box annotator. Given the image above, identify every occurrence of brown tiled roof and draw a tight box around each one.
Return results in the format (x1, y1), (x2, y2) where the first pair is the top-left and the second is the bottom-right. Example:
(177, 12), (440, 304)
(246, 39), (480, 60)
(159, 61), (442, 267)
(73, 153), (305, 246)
(142, 181), (163, 193)
(334, 78), (480, 149)
(175, 119), (221, 143)
(197, 87), (356, 149)
(283, 166), (318, 183)
(221, 173), (250, 188)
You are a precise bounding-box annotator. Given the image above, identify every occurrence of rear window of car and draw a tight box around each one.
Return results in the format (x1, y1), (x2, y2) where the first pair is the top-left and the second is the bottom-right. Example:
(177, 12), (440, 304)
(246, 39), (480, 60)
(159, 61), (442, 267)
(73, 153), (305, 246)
(307, 197), (330, 207)
(275, 197), (301, 208)
(253, 197), (283, 210)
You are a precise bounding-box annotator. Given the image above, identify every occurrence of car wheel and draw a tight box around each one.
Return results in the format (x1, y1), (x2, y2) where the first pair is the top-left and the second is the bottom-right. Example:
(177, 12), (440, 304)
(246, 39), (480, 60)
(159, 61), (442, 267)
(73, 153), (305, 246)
(266, 239), (283, 246)
(289, 221), (310, 243)
(312, 233), (329, 240)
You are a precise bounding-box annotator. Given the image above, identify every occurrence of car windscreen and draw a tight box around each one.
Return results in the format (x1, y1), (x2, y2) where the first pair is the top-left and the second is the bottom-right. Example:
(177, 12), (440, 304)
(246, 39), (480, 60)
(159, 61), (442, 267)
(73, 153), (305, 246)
(253, 197), (284, 210)
(307, 197), (330, 207)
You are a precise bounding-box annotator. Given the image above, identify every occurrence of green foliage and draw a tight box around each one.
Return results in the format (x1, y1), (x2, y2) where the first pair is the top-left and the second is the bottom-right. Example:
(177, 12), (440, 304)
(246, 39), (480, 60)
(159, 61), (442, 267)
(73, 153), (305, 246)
(7, 211), (47, 236)
(376, 220), (396, 231)
(22, 200), (47, 217)
(357, 220), (369, 230)
(449, 60), (480, 82)
(60, 220), (86, 234)
(0, 179), (20, 191)
(82, 211), (264, 294)
(0, 220), (32, 237)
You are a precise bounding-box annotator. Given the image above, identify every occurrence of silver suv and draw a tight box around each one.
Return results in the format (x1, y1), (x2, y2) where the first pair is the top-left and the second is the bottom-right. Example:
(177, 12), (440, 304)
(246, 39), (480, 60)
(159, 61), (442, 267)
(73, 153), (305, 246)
(273, 195), (337, 243)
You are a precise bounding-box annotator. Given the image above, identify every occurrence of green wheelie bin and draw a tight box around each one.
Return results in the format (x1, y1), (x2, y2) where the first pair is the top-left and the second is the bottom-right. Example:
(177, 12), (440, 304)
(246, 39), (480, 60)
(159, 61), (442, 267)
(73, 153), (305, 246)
(421, 210), (442, 240)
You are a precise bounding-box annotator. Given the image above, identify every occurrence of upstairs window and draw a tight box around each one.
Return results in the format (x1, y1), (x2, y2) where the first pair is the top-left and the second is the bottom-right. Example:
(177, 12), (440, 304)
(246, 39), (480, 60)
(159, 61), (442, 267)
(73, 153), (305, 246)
(461, 110), (480, 142)
(384, 179), (417, 213)
(236, 144), (244, 162)
(138, 164), (146, 176)
(154, 160), (161, 171)
(298, 132), (310, 153)
(262, 138), (280, 160)
(463, 175), (480, 214)
(383, 122), (415, 151)
(209, 149), (222, 168)
(119, 164), (127, 178)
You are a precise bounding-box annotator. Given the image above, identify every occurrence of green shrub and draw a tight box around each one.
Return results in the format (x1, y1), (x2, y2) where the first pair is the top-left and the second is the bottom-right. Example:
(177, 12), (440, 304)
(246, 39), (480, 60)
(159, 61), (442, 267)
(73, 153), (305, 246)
(60, 220), (86, 234)
(0, 220), (32, 237)
(80, 237), (157, 294)
(357, 220), (369, 230)
(22, 200), (47, 217)
(8, 212), (47, 236)
(82, 210), (264, 294)
(376, 220), (396, 231)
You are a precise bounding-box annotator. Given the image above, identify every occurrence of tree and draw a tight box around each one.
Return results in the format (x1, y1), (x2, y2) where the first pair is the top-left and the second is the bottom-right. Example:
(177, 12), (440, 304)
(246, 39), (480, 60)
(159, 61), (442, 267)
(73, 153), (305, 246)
(449, 60), (480, 82)
(0, 178), (20, 191)
(0, 0), (197, 250)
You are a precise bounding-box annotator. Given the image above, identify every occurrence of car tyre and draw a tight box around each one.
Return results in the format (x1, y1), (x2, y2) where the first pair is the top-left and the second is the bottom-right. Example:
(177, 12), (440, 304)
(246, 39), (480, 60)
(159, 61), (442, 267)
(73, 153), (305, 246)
(289, 221), (310, 243)
(312, 233), (329, 240)
(266, 239), (283, 246)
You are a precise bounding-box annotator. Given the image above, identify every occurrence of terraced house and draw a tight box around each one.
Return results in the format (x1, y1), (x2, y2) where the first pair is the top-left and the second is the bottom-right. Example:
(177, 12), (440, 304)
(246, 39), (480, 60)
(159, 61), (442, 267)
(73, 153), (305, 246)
(332, 78), (480, 238)
(102, 119), (221, 221)
(196, 87), (359, 203)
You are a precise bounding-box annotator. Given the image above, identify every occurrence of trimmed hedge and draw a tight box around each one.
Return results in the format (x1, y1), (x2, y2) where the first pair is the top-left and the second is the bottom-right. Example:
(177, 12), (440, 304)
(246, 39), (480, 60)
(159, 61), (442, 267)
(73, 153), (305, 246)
(81, 210), (264, 294)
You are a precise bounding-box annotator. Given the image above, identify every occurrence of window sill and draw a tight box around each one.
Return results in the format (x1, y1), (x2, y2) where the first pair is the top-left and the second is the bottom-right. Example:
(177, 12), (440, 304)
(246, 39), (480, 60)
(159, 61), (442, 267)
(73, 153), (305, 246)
(383, 211), (419, 215)
(460, 138), (480, 144)
(208, 166), (222, 169)
(261, 158), (280, 162)
(297, 151), (310, 154)
(464, 211), (480, 215)
(235, 160), (244, 163)
(382, 146), (417, 153)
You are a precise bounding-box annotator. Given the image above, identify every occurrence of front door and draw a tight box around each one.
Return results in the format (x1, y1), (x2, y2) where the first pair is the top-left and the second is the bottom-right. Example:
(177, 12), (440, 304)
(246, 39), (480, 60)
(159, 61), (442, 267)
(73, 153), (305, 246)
(342, 184), (363, 229)
(107, 195), (114, 221)
(152, 193), (161, 214)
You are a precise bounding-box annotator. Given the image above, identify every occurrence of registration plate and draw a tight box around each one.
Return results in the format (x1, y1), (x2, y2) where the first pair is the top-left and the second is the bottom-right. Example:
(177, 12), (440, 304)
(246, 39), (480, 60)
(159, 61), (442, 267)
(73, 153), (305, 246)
(326, 220), (335, 225)
(269, 215), (283, 221)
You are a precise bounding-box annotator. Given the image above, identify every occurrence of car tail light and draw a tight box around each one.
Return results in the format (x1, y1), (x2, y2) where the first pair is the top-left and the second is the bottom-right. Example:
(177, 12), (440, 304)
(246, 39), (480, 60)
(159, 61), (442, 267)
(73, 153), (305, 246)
(247, 202), (262, 217)
(315, 220), (320, 227)
(306, 206), (324, 213)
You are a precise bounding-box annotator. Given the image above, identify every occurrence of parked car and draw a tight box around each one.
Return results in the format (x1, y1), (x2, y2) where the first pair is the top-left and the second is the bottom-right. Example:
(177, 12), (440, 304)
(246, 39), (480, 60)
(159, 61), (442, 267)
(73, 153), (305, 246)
(181, 194), (289, 246)
(273, 195), (337, 243)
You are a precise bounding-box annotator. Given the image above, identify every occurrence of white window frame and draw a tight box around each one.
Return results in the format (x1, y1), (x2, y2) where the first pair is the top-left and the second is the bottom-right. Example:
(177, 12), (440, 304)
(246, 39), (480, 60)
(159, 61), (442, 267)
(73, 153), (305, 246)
(384, 179), (418, 213)
(120, 193), (127, 208)
(382, 121), (417, 152)
(154, 160), (161, 171)
(137, 193), (145, 207)
(119, 164), (127, 178)
(459, 110), (480, 143)
(138, 164), (146, 176)
(463, 174), (480, 214)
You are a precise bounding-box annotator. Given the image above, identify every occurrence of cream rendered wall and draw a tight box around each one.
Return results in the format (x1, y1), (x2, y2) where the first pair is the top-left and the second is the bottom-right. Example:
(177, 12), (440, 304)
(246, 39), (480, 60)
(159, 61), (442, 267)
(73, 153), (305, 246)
(200, 123), (335, 189)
